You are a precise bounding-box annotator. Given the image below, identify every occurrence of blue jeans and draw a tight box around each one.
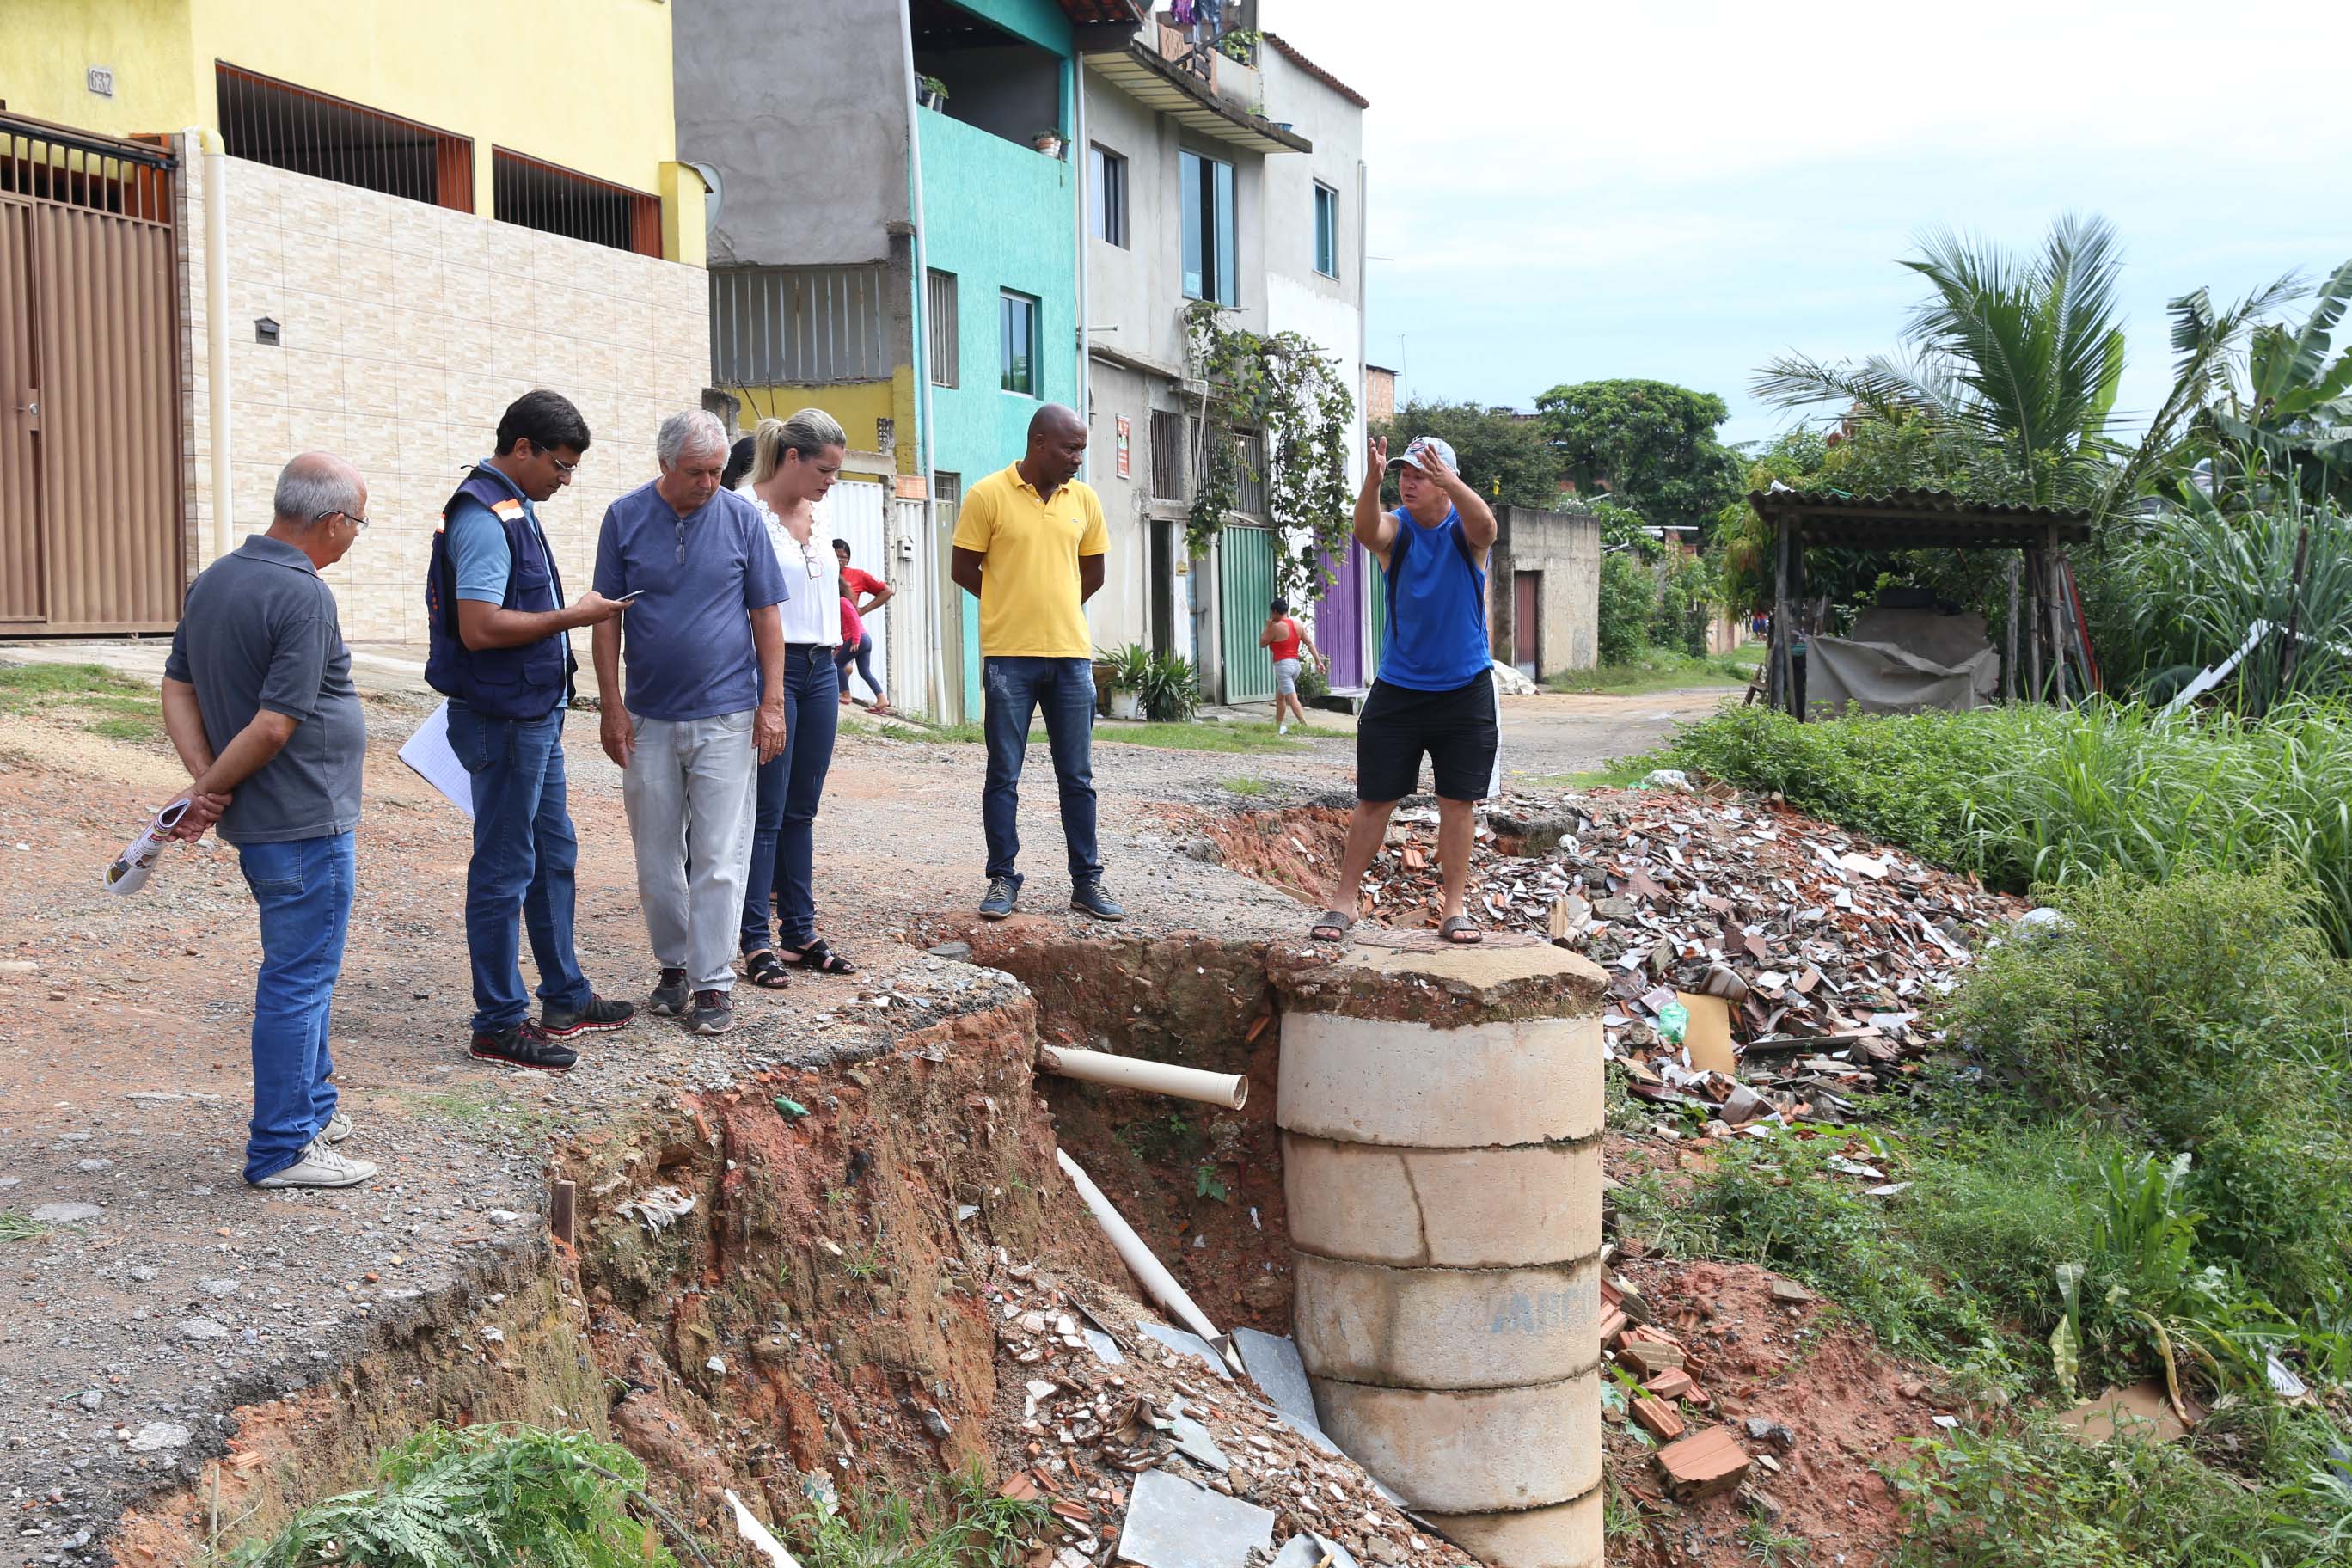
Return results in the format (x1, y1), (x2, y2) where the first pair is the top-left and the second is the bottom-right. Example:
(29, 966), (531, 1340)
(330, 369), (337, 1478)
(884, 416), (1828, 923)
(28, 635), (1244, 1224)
(741, 645), (840, 952)
(982, 655), (1099, 885)
(447, 702), (591, 1033)
(236, 833), (354, 1183)
(834, 632), (882, 703)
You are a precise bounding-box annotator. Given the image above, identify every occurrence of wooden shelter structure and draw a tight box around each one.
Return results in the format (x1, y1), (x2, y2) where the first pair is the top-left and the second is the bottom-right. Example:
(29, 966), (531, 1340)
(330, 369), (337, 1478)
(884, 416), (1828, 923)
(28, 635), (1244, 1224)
(1749, 487), (2095, 718)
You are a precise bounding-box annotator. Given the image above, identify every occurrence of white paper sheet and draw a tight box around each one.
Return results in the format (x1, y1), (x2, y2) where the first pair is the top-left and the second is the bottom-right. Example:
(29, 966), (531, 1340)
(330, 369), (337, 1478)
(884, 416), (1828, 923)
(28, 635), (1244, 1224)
(398, 701), (475, 818)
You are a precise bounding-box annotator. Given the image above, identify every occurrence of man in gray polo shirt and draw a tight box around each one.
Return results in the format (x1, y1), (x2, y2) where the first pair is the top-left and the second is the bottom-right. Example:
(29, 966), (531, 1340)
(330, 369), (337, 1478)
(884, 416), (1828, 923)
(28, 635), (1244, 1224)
(592, 410), (787, 1037)
(158, 452), (377, 1191)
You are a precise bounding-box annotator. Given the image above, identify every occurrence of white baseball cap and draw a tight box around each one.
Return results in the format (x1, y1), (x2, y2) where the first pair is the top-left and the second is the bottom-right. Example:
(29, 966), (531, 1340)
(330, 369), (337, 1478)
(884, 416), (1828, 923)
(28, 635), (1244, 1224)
(1387, 434), (1457, 474)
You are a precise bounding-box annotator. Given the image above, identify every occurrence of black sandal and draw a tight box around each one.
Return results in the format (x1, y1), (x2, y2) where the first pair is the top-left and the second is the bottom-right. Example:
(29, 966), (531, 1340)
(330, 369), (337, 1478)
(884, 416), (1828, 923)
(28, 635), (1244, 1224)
(781, 938), (857, 976)
(743, 950), (792, 989)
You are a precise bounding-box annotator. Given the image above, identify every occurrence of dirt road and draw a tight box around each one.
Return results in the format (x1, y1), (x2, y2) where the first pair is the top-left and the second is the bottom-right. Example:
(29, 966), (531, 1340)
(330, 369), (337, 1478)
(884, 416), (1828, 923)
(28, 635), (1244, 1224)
(0, 662), (1725, 1562)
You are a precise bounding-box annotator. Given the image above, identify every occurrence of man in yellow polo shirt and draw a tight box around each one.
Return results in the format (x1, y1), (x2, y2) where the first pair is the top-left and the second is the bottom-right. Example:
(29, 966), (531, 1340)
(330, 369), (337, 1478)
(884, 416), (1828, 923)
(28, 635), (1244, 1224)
(950, 403), (1122, 922)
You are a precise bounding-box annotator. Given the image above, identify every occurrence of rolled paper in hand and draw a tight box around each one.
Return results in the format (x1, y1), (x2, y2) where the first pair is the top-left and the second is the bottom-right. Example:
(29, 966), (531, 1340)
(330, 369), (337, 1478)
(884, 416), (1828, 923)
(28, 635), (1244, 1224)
(104, 799), (191, 897)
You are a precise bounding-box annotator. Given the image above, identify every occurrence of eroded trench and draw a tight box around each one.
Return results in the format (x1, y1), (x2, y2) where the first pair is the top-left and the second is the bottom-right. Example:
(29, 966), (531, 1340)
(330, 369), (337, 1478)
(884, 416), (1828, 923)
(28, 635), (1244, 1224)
(113, 925), (1316, 1564)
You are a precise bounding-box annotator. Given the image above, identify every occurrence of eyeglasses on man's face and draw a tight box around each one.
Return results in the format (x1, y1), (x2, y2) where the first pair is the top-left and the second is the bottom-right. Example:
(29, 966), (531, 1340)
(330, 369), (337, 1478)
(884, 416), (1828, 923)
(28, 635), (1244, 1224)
(532, 443), (579, 476)
(315, 510), (369, 532)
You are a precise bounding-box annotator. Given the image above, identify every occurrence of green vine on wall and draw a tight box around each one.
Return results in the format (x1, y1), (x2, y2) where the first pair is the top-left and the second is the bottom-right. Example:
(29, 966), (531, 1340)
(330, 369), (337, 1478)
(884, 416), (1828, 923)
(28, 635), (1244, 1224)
(1183, 300), (1357, 601)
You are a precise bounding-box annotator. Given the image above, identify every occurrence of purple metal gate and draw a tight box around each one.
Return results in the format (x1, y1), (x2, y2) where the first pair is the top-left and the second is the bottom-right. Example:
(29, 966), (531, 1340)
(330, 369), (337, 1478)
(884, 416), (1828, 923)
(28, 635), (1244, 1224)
(1315, 541), (1368, 689)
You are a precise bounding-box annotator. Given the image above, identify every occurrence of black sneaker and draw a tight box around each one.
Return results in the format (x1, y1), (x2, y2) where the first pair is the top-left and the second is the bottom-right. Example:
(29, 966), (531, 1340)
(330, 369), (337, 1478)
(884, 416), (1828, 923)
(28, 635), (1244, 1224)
(469, 1021), (579, 1073)
(1070, 879), (1125, 921)
(648, 967), (691, 1016)
(686, 989), (735, 1035)
(978, 875), (1020, 920)
(542, 994), (634, 1038)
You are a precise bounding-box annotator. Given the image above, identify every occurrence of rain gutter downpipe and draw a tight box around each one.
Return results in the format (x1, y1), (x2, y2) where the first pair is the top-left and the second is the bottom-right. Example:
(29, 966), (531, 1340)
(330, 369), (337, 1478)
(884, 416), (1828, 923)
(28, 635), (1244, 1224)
(198, 127), (232, 565)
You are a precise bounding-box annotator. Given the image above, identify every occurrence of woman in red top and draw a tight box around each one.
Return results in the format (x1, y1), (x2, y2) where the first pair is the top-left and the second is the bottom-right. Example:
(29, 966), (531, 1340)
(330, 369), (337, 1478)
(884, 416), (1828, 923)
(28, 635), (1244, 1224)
(831, 538), (893, 713)
(1259, 596), (1326, 735)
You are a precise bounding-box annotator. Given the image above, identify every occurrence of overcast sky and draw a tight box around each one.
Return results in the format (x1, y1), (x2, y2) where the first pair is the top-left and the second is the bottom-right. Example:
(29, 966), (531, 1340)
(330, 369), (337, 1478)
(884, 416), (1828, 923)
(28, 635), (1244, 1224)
(1279, 0), (2352, 449)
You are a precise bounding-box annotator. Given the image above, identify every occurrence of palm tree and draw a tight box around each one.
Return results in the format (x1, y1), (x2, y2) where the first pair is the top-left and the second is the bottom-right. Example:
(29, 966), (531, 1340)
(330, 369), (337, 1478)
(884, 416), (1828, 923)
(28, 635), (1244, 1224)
(1755, 214), (2297, 520)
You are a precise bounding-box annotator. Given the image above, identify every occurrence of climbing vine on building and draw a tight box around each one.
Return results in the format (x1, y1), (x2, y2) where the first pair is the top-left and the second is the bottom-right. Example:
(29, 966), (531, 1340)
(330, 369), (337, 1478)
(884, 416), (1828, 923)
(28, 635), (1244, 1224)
(1183, 301), (1357, 600)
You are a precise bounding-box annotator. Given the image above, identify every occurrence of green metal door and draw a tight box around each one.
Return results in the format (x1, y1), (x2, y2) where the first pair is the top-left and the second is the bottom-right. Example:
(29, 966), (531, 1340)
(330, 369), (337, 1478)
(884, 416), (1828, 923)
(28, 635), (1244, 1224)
(1218, 525), (1276, 703)
(1368, 550), (1387, 677)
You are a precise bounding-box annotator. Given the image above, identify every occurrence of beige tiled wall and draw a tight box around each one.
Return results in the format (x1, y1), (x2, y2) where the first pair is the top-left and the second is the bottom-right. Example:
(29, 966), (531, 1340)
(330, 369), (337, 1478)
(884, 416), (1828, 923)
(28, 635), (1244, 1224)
(184, 156), (708, 643)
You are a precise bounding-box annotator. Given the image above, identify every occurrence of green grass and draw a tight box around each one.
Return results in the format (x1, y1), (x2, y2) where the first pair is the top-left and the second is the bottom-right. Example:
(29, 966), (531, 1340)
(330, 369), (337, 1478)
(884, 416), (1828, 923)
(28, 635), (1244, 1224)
(1515, 760), (1661, 790)
(1545, 646), (1761, 695)
(1221, 775), (1277, 796)
(0, 661), (162, 740)
(0, 1210), (60, 1243)
(792, 1466), (1045, 1568)
(1664, 700), (2352, 957)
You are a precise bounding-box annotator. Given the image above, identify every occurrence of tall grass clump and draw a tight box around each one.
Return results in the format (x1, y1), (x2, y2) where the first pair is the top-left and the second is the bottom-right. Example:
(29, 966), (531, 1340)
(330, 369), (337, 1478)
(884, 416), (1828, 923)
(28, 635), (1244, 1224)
(1945, 867), (2352, 1311)
(2095, 492), (2352, 714)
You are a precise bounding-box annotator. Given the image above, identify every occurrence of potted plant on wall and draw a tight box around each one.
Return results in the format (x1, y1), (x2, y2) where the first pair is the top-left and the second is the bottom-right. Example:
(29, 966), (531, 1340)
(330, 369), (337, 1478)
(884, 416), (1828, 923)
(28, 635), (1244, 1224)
(1106, 643), (1152, 720)
(1032, 129), (1065, 158)
(918, 76), (949, 111)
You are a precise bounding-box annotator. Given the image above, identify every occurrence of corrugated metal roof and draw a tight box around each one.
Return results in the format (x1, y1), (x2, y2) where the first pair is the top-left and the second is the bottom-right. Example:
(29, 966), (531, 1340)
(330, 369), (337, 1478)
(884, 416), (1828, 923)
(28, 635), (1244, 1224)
(1749, 487), (2093, 548)
(1262, 33), (1370, 108)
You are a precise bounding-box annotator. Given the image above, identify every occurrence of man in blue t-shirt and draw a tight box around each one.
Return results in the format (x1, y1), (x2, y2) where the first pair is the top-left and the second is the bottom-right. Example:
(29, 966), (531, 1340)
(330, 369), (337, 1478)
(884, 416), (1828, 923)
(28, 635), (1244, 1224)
(591, 410), (789, 1038)
(1312, 432), (1501, 946)
(429, 389), (634, 1074)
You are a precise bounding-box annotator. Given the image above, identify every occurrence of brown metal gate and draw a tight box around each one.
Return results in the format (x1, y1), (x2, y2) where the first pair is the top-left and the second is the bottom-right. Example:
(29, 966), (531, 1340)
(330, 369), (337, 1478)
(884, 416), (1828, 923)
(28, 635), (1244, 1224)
(0, 116), (182, 633)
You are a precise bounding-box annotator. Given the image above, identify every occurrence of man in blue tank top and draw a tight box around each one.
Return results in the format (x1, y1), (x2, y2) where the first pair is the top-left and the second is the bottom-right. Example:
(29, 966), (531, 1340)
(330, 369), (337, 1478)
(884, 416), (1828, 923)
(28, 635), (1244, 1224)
(1312, 433), (1500, 945)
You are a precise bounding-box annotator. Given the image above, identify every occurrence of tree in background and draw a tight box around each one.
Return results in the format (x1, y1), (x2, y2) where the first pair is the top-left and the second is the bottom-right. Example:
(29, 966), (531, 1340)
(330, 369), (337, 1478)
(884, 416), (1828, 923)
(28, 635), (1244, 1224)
(1754, 214), (2132, 510)
(1534, 377), (1744, 536)
(1373, 399), (1561, 510)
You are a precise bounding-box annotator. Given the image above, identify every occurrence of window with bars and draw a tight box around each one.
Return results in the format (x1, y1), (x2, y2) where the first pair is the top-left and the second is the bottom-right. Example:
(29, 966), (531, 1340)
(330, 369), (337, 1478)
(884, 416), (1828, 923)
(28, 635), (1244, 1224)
(927, 269), (959, 388)
(493, 148), (660, 256)
(1150, 410), (1185, 500)
(216, 63), (472, 211)
(711, 264), (891, 384)
(1234, 431), (1268, 517)
(999, 290), (1039, 397)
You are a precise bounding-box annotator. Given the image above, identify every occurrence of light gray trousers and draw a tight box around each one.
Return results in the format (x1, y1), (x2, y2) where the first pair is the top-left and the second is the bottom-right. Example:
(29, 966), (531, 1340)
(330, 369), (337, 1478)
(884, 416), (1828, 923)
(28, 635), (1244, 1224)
(620, 710), (758, 991)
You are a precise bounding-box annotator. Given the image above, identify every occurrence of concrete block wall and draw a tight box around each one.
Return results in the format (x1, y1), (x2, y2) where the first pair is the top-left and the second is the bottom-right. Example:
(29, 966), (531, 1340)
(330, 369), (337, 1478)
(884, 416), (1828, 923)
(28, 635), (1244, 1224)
(181, 153), (708, 642)
(1491, 505), (1603, 677)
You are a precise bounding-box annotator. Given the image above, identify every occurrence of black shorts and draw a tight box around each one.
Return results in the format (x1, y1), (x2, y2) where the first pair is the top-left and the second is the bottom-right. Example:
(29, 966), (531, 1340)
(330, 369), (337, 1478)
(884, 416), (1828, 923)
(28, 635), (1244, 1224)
(1356, 673), (1499, 803)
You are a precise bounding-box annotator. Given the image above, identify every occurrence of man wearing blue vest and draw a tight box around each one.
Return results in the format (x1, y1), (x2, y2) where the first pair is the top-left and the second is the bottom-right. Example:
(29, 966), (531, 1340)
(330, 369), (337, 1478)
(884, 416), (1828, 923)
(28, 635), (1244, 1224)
(426, 389), (634, 1072)
(1312, 432), (1500, 946)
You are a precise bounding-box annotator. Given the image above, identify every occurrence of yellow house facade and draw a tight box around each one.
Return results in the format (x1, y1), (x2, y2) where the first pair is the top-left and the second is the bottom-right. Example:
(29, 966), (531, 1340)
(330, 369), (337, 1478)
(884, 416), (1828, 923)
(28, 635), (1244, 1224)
(2, 0), (712, 641)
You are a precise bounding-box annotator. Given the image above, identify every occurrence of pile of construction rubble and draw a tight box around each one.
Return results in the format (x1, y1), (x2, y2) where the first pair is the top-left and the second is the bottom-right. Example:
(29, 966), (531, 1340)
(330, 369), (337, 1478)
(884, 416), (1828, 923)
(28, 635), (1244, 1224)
(982, 1259), (1476, 1568)
(1365, 781), (2025, 1130)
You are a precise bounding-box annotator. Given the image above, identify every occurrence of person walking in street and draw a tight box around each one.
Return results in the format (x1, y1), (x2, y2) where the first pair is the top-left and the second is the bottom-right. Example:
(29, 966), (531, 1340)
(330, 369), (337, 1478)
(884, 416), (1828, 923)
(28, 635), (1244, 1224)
(738, 410), (860, 985)
(1260, 596), (1326, 735)
(425, 389), (635, 1073)
(1312, 433), (1500, 946)
(832, 536), (892, 712)
(591, 411), (788, 1036)
(156, 453), (378, 1189)
(950, 404), (1122, 923)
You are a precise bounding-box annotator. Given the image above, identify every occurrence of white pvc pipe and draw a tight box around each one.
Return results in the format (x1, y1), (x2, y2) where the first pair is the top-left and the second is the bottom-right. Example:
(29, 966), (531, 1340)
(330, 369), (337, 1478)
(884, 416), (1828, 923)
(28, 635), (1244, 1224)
(1057, 1150), (1239, 1372)
(1038, 1044), (1248, 1110)
(198, 128), (233, 567)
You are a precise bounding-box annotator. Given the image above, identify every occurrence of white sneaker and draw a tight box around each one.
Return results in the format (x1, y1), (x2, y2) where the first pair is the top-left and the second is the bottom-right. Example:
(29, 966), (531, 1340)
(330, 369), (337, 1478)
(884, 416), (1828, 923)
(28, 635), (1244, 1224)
(324, 1112), (352, 1145)
(253, 1137), (377, 1190)
(1277, 722), (1289, 735)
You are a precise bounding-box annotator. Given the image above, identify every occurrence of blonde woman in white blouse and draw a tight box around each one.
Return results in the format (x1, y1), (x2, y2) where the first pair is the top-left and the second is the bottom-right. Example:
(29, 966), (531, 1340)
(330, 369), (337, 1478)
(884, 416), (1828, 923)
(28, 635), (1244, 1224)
(736, 410), (857, 983)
